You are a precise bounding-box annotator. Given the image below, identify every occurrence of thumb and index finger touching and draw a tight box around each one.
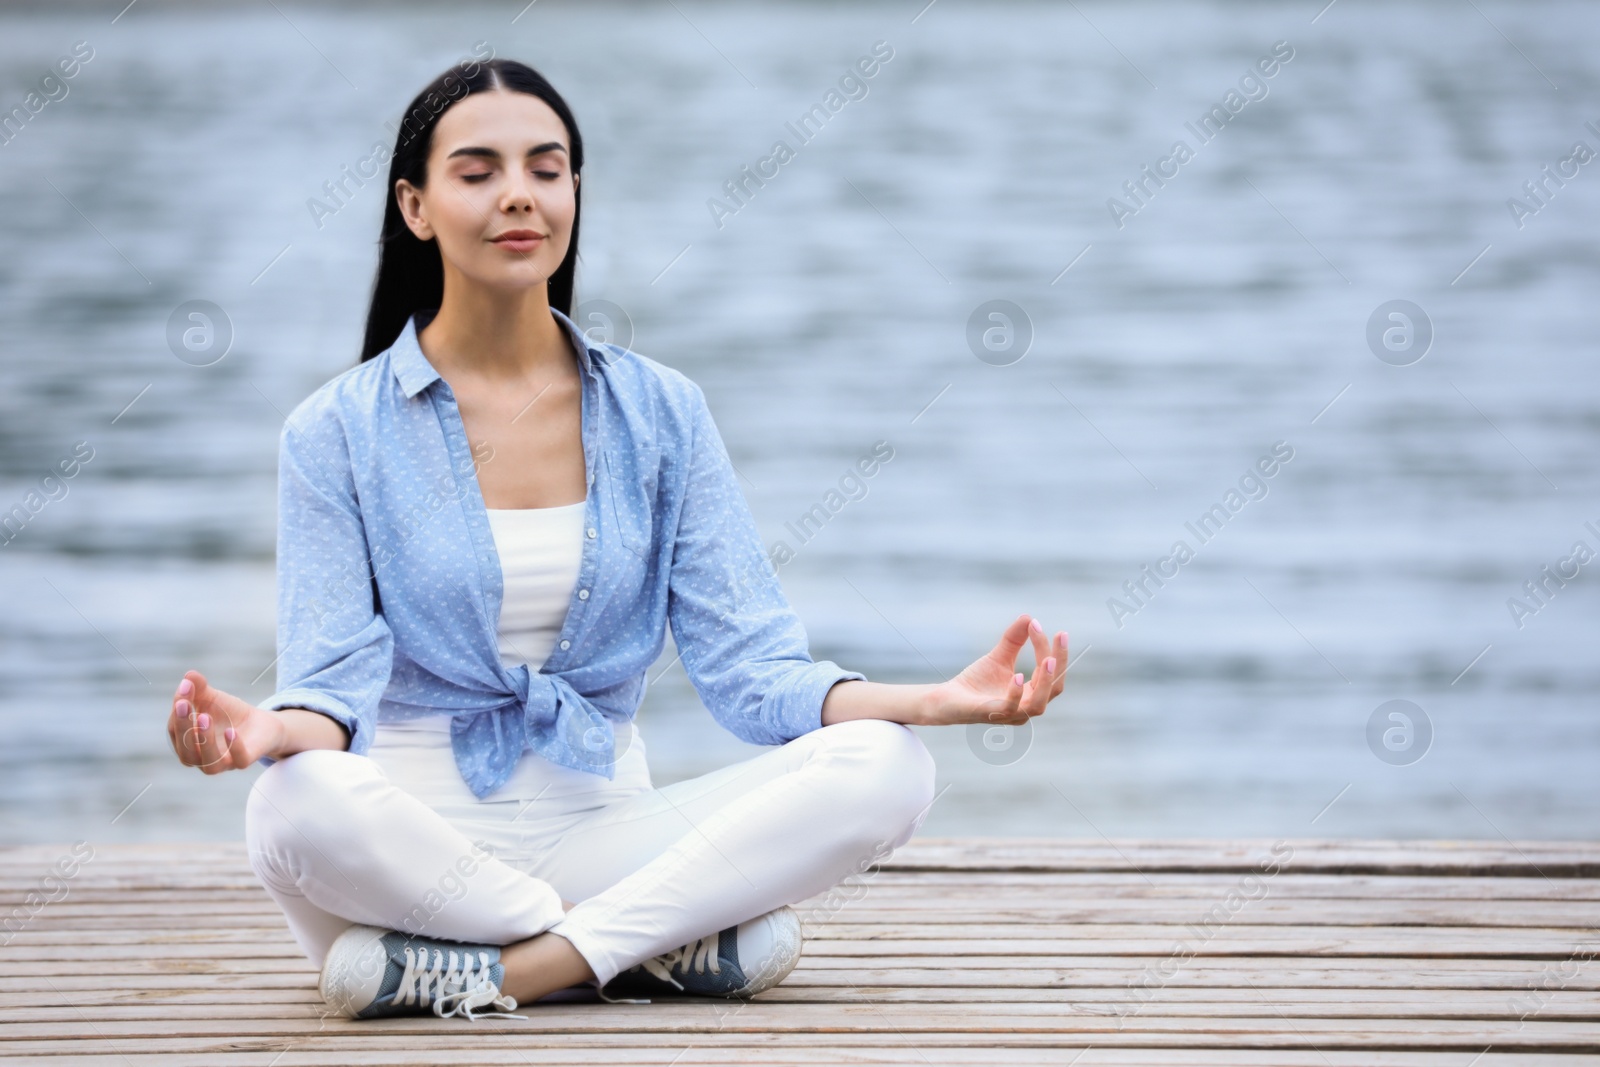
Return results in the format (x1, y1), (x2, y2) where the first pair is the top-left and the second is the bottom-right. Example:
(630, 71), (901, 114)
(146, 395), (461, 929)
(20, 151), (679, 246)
(990, 613), (1068, 674)
(170, 669), (239, 772)
(990, 613), (1069, 710)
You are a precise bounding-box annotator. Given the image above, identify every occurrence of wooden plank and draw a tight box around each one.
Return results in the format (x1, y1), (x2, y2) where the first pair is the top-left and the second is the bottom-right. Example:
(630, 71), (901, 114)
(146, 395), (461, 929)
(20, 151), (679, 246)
(4, 1004), (1594, 1036)
(3, 839), (1598, 1063)
(8, 985), (1589, 1016)
(2, 1051), (1599, 1067)
(13, 898), (1599, 927)
(7, 988), (1600, 1021)
(9, 966), (1587, 998)
(6, 866), (1593, 900)
(2, 1017), (1599, 1047)
(780, 961), (1600, 990)
(805, 902), (1600, 926)
(882, 839), (1600, 877)
(9, 888), (1600, 915)
(838, 873), (1600, 900)
(10, 927), (1600, 958)
(3, 954), (1598, 987)
(9, 871), (1600, 901)
(9, 837), (1600, 874)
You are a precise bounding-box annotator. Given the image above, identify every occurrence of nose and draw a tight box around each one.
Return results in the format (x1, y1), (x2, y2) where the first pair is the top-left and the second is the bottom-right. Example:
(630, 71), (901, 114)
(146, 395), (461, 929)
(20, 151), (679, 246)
(500, 169), (536, 215)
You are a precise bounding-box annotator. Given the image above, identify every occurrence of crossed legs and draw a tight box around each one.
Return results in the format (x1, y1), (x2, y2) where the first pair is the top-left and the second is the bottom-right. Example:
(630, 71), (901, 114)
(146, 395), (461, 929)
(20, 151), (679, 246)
(245, 718), (937, 999)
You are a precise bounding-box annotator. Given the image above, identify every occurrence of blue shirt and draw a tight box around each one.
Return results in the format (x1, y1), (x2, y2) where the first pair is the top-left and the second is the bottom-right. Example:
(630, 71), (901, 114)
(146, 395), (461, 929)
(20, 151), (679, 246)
(257, 306), (865, 799)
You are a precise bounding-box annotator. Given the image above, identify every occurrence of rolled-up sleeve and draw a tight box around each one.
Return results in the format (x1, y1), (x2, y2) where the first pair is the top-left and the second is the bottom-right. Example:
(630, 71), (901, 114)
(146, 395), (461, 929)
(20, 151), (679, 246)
(256, 404), (394, 767)
(665, 382), (865, 746)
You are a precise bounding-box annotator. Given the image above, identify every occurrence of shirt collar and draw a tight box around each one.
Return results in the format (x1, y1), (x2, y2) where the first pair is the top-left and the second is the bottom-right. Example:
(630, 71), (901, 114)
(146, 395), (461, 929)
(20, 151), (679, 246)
(389, 305), (599, 400)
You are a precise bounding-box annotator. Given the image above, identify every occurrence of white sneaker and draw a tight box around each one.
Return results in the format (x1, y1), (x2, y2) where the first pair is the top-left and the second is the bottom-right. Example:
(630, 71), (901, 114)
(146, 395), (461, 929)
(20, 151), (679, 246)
(319, 924), (526, 1021)
(599, 905), (803, 1001)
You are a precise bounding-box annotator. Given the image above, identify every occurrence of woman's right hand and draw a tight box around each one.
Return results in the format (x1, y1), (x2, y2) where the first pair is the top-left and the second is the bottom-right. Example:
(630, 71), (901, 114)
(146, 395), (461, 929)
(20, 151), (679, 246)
(922, 614), (1067, 728)
(168, 670), (285, 774)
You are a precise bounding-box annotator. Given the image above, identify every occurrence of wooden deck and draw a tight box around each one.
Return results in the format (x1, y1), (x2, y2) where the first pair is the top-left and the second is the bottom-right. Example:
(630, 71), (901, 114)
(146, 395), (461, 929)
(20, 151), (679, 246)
(4, 838), (1600, 1065)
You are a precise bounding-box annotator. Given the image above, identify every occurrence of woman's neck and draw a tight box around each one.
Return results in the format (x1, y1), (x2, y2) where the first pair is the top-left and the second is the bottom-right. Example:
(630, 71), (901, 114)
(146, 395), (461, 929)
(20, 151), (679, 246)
(418, 274), (572, 385)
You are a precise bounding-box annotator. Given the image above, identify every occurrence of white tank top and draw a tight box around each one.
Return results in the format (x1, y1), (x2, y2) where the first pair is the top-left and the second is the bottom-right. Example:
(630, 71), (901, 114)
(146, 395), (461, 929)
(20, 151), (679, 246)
(369, 501), (650, 804)
(486, 502), (589, 668)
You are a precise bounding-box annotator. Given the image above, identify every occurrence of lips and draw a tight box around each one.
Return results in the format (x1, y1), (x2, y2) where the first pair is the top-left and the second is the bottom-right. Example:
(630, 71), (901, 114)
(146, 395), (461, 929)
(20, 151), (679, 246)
(489, 229), (546, 254)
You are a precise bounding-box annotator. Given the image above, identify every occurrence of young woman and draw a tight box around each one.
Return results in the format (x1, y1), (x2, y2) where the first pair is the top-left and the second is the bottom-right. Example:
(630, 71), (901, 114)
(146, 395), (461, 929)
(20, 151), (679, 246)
(165, 58), (1068, 1021)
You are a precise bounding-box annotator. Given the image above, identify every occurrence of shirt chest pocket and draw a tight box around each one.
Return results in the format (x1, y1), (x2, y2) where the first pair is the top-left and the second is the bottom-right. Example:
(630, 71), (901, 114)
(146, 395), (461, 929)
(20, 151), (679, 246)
(603, 446), (662, 558)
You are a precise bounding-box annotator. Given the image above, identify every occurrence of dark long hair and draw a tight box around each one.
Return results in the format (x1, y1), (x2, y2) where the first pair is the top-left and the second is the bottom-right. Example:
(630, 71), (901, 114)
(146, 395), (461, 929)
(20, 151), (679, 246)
(359, 58), (585, 362)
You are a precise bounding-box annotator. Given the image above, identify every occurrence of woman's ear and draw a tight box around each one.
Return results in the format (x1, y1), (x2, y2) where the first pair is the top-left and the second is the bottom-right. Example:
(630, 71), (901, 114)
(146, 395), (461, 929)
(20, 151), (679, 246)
(394, 179), (435, 241)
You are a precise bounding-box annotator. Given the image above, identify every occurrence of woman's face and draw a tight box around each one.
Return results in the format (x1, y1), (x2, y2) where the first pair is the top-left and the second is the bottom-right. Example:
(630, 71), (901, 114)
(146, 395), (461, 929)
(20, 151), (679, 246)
(395, 89), (578, 294)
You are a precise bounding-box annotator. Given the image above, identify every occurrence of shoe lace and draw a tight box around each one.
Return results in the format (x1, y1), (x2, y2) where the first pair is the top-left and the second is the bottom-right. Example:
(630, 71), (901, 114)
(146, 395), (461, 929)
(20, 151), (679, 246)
(638, 931), (721, 990)
(392, 945), (527, 1022)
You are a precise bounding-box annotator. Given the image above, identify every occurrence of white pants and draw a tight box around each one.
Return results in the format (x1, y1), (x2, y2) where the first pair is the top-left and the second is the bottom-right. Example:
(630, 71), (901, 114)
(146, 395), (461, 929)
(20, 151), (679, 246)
(244, 717), (937, 988)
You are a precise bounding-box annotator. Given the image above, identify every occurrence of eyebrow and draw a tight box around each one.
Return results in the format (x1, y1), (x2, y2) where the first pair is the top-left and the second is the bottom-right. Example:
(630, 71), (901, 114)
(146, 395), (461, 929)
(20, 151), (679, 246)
(446, 142), (568, 162)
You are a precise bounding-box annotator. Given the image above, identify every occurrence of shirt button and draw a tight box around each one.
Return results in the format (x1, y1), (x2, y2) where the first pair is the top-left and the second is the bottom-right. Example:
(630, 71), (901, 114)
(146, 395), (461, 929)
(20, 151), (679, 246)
(578, 589), (589, 600)
(586, 527), (597, 539)
(559, 639), (571, 650)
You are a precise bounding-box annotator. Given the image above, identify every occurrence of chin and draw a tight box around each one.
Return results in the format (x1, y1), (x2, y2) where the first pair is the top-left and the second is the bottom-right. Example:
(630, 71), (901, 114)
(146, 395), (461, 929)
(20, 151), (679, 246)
(470, 262), (557, 293)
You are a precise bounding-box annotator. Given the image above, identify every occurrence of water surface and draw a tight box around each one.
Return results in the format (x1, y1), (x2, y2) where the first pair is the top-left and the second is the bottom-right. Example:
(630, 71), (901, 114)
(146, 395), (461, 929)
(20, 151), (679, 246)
(1, 1), (1596, 845)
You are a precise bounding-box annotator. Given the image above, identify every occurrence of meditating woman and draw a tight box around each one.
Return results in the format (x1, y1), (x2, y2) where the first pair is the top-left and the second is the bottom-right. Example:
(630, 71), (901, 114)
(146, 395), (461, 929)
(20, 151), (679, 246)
(164, 57), (1068, 1021)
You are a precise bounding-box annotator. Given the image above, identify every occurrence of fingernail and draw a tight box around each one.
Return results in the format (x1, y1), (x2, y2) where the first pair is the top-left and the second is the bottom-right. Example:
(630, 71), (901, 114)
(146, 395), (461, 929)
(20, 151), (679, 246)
(178, 679), (193, 696)
(1013, 672), (1024, 687)
(224, 727), (235, 743)
(1030, 618), (1043, 633)
(198, 713), (210, 730)
(176, 700), (189, 718)
(1044, 657), (1056, 673)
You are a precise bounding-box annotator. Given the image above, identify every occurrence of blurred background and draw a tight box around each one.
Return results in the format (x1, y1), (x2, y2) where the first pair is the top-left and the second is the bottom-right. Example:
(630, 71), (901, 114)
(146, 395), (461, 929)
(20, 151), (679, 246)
(1, 0), (1596, 846)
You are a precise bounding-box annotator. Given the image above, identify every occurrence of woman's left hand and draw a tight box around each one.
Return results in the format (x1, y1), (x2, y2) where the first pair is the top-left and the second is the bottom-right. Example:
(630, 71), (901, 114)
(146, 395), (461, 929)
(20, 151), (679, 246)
(923, 614), (1067, 727)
